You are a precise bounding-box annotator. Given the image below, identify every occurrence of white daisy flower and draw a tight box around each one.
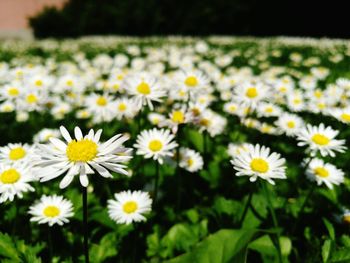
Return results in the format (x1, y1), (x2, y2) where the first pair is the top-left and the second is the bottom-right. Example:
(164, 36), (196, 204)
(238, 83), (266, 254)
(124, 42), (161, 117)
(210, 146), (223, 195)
(0, 143), (35, 164)
(231, 144), (286, 185)
(28, 195), (74, 226)
(0, 163), (36, 203)
(306, 158), (344, 189)
(233, 81), (270, 109)
(84, 93), (116, 123)
(227, 143), (251, 159)
(124, 73), (165, 110)
(175, 70), (209, 95)
(134, 128), (178, 164)
(275, 113), (305, 136)
(179, 148), (204, 172)
(107, 190), (152, 224)
(35, 126), (132, 188)
(330, 107), (350, 124)
(256, 102), (282, 118)
(33, 128), (61, 143)
(114, 97), (137, 120)
(147, 113), (166, 127)
(296, 123), (346, 157)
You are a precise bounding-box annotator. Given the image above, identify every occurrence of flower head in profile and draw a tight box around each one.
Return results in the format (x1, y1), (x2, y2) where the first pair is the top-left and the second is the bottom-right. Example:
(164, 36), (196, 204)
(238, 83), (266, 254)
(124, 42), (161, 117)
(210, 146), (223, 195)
(231, 144), (286, 185)
(179, 147), (203, 173)
(134, 128), (178, 164)
(296, 123), (346, 157)
(36, 126), (132, 188)
(29, 195), (74, 226)
(107, 190), (152, 224)
(306, 158), (344, 189)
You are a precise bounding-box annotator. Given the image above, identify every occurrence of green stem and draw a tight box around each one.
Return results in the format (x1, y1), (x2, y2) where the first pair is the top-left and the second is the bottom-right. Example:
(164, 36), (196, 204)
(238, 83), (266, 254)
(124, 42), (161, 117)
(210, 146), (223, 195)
(82, 187), (90, 263)
(48, 226), (53, 261)
(238, 191), (253, 226)
(153, 161), (160, 203)
(261, 181), (283, 263)
(176, 126), (182, 211)
(291, 184), (316, 234)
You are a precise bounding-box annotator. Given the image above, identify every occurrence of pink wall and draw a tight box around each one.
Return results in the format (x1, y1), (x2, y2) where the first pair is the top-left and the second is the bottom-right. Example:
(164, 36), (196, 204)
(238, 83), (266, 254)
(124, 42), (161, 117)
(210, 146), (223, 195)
(0, 0), (66, 30)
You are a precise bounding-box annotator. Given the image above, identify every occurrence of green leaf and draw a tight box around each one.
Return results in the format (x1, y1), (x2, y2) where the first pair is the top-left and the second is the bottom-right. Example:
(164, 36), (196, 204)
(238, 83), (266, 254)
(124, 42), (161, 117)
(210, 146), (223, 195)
(90, 233), (118, 263)
(0, 232), (20, 261)
(213, 197), (241, 217)
(322, 239), (333, 263)
(331, 248), (350, 262)
(248, 235), (292, 257)
(165, 229), (257, 263)
(187, 129), (203, 152)
(323, 218), (335, 240)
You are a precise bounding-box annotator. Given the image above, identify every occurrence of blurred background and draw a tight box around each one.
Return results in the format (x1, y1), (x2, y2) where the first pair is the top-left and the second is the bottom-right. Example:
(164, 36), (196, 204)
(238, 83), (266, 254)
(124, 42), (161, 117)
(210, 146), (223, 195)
(0, 0), (348, 39)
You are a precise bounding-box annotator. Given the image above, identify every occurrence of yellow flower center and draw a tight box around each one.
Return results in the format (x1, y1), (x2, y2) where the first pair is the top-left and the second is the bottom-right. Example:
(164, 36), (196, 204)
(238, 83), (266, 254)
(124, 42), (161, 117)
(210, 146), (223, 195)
(293, 98), (301, 105)
(312, 134), (330, 146)
(317, 103), (326, 109)
(136, 82), (151, 95)
(43, 206), (60, 218)
(314, 167), (329, 178)
(35, 80), (43, 87)
(66, 139), (98, 162)
(246, 87), (258, 98)
(8, 87), (19, 96)
(171, 111), (185, 123)
(96, 97), (107, 106)
(187, 158), (194, 167)
(26, 94), (38, 104)
(229, 105), (237, 112)
(265, 107), (273, 113)
(9, 147), (26, 161)
(341, 113), (350, 122)
(343, 215), (350, 224)
(250, 158), (269, 173)
(279, 86), (287, 93)
(148, 139), (163, 152)
(118, 103), (127, 111)
(0, 168), (21, 184)
(314, 90), (323, 98)
(113, 84), (120, 90)
(66, 80), (73, 87)
(123, 201), (138, 214)
(287, 121), (295, 128)
(117, 74), (124, 80)
(199, 118), (211, 127)
(185, 76), (198, 87)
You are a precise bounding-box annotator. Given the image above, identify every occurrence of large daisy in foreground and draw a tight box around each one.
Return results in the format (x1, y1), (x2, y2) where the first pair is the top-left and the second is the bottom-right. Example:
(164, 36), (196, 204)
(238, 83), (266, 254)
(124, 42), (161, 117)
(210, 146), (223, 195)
(231, 144), (286, 185)
(35, 126), (132, 188)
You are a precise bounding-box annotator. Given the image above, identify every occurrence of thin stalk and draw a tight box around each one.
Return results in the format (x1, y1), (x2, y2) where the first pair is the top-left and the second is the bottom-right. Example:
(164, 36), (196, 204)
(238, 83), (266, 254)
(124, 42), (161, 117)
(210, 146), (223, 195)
(82, 187), (89, 263)
(48, 226), (53, 261)
(153, 161), (160, 203)
(261, 181), (283, 263)
(176, 126), (181, 211)
(238, 191), (253, 226)
(291, 184), (316, 234)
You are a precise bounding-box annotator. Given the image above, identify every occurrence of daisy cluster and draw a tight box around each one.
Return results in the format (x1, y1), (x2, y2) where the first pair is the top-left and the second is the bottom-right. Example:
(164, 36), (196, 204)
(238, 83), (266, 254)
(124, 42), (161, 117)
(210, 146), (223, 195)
(0, 36), (350, 260)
